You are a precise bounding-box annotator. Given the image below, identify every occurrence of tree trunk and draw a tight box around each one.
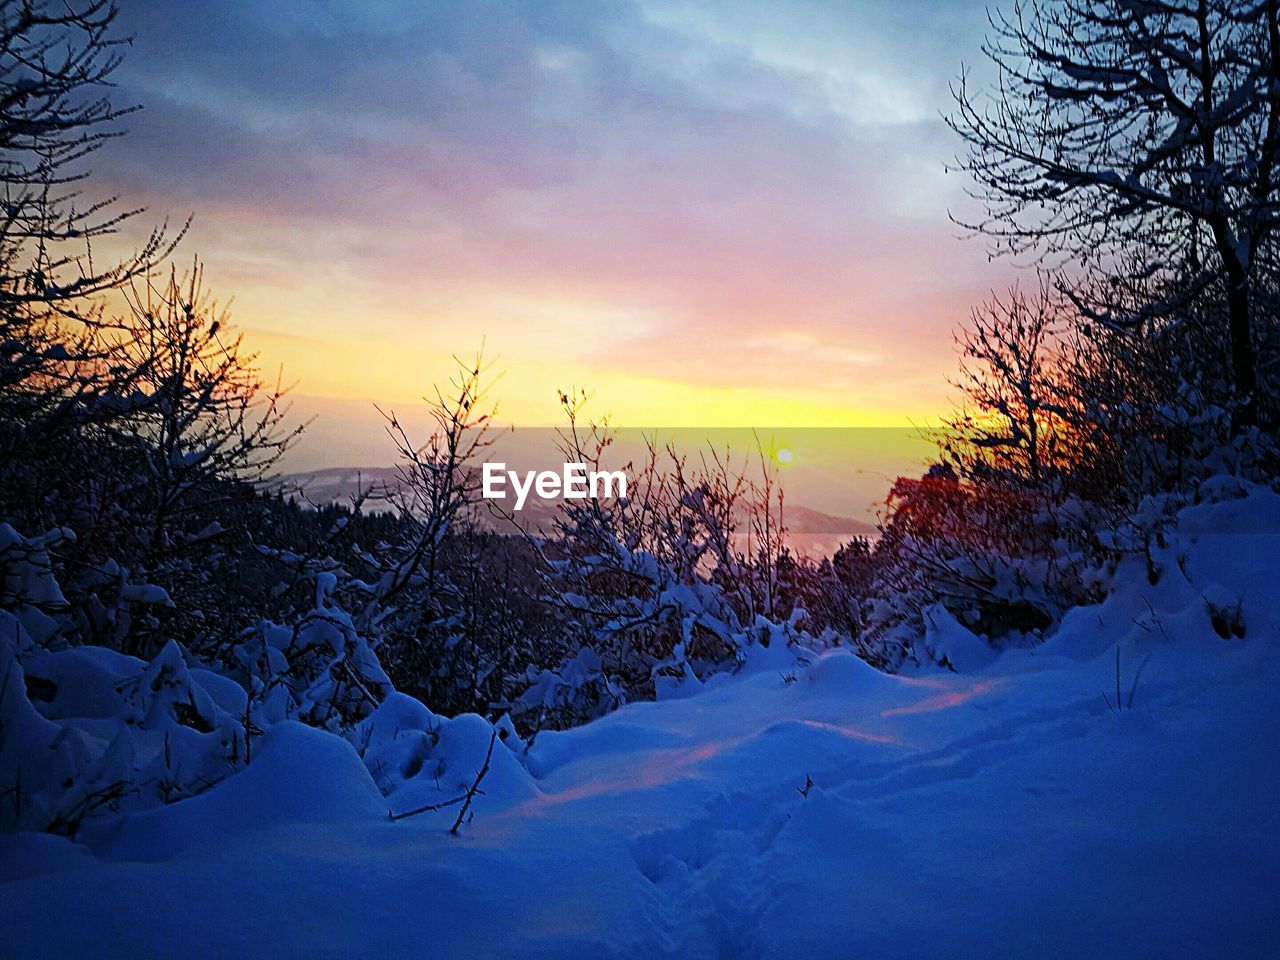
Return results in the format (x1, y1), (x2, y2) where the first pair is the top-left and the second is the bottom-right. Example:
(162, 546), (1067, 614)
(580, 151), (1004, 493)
(1212, 217), (1259, 429)
(1225, 276), (1258, 428)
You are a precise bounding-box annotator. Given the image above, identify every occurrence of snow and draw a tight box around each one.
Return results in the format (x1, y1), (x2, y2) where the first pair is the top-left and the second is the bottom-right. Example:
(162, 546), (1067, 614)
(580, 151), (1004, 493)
(2, 487), (1279, 958)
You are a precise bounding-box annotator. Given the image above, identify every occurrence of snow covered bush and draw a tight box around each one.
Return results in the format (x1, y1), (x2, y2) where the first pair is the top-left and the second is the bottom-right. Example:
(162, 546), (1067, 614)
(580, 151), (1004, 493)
(860, 256), (1280, 670)
(0, 521), (397, 838)
(514, 398), (843, 729)
(347, 692), (535, 822)
(860, 466), (1105, 669)
(232, 571), (393, 732)
(0, 608), (250, 837)
(0, 519), (526, 840)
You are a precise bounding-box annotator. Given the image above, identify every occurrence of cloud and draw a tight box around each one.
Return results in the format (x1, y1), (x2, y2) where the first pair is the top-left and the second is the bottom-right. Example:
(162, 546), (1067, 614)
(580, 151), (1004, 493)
(88, 0), (1010, 432)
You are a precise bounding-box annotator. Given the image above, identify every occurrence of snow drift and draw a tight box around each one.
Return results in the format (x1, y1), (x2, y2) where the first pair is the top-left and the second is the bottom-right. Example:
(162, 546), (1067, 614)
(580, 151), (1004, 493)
(1, 481), (1278, 958)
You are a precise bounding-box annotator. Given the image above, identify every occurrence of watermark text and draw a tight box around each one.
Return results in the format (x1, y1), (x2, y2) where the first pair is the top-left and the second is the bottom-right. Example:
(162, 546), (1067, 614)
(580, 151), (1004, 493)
(482, 462), (627, 510)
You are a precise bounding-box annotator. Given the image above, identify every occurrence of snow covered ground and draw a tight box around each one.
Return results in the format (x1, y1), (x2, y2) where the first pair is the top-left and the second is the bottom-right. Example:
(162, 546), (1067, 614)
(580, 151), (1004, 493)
(2, 484), (1279, 959)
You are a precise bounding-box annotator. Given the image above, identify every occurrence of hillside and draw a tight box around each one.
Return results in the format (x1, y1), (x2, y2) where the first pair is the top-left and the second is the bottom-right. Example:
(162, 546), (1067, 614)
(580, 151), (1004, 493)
(3, 480), (1276, 958)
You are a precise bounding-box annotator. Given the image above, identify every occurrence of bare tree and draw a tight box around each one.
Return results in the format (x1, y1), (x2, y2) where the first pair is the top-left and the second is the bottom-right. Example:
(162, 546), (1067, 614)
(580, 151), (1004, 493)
(0, 0), (178, 307)
(364, 353), (498, 624)
(349, 353), (506, 711)
(950, 0), (1280, 425)
(0, 0), (180, 502)
(111, 260), (303, 563)
(946, 280), (1071, 486)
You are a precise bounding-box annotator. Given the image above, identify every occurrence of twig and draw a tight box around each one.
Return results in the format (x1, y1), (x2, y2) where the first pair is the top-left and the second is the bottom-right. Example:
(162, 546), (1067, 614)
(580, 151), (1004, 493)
(1126, 652), (1152, 711)
(450, 729), (497, 836)
(1115, 643), (1121, 713)
(386, 728), (498, 830)
(387, 792), (468, 822)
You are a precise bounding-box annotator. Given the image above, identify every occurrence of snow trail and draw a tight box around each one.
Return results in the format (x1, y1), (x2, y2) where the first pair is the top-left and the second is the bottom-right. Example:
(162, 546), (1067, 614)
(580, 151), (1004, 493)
(2, 490), (1279, 958)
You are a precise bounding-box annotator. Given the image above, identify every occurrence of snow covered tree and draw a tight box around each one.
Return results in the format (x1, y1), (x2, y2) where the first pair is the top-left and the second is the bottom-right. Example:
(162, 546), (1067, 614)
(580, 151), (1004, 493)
(950, 0), (1280, 426)
(76, 261), (305, 656)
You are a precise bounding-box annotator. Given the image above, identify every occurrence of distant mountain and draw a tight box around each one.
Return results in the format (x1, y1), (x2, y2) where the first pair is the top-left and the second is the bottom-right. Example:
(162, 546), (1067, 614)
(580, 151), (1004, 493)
(271, 466), (404, 505)
(273, 466), (878, 552)
(783, 504), (877, 537)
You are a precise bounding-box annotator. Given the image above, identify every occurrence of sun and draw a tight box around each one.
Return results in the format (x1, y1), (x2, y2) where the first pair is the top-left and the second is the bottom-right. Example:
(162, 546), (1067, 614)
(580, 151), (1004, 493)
(775, 447), (794, 465)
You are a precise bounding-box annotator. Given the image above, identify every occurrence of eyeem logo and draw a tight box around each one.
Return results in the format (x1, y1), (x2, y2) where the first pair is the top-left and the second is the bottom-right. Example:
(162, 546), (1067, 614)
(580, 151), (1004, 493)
(482, 462), (628, 511)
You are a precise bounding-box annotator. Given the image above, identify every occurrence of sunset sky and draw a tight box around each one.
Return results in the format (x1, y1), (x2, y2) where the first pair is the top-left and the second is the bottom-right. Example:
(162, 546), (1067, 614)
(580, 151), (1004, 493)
(94, 0), (1018, 469)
